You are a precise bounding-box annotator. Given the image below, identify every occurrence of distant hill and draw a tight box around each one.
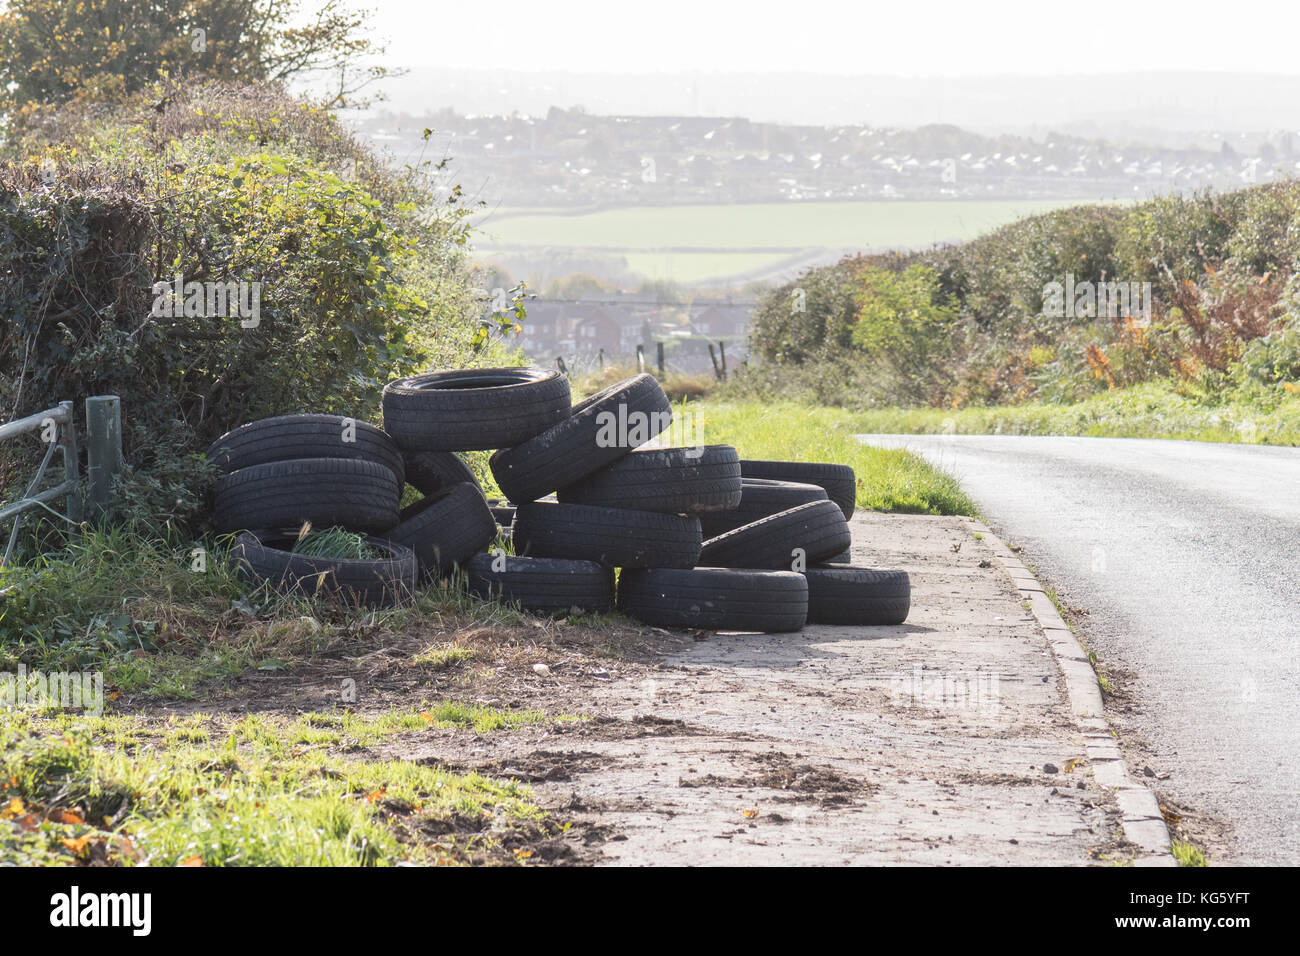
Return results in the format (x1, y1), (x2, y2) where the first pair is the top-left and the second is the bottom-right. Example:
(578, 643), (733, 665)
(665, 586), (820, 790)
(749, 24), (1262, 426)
(365, 69), (1300, 140)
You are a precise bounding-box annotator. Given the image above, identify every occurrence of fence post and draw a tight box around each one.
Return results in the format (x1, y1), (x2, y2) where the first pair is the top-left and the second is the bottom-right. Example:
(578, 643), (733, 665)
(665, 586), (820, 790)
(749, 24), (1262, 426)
(598, 348), (605, 370)
(656, 341), (665, 376)
(58, 400), (83, 523)
(636, 344), (645, 373)
(556, 356), (568, 376)
(85, 394), (121, 522)
(707, 344), (723, 381)
(718, 341), (727, 380)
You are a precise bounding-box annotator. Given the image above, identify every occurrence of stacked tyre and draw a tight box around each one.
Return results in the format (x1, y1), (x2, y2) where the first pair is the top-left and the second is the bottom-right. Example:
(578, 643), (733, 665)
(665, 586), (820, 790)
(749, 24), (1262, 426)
(615, 466), (908, 632)
(206, 381), (520, 606)
(206, 368), (912, 629)
(380, 367), (569, 586)
(208, 414), (416, 607)
(471, 372), (679, 615)
(479, 371), (908, 632)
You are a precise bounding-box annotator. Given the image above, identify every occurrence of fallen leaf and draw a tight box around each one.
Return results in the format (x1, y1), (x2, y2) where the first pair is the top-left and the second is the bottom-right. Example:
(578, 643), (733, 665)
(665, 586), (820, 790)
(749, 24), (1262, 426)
(741, 808), (759, 819)
(61, 836), (91, 855)
(364, 789), (387, 803)
(49, 808), (84, 825)
(1, 797), (24, 819)
(1062, 757), (1088, 773)
(178, 855), (204, 867)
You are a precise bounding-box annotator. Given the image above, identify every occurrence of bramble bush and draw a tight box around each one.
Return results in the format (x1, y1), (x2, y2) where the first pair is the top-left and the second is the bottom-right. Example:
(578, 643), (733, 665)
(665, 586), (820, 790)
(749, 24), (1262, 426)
(741, 182), (1300, 409)
(1, 82), (508, 532)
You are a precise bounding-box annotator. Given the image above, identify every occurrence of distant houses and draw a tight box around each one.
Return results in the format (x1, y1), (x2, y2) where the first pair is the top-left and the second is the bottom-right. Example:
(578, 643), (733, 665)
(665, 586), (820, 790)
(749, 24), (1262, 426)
(688, 298), (752, 339)
(357, 107), (1287, 210)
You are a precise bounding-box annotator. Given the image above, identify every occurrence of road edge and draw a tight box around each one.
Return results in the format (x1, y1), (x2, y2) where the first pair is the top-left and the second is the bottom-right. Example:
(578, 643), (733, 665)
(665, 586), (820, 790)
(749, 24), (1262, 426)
(965, 517), (1176, 867)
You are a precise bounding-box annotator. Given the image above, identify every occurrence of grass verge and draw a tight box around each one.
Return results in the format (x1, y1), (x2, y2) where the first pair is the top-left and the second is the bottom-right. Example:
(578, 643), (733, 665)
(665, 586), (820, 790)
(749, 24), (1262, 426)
(0, 704), (566, 866)
(846, 382), (1300, 445)
(694, 399), (979, 516)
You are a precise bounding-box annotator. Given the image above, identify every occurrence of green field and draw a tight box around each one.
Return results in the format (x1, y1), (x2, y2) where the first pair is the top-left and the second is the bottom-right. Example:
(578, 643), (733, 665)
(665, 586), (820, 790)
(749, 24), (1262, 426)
(619, 251), (796, 282)
(473, 199), (1104, 283)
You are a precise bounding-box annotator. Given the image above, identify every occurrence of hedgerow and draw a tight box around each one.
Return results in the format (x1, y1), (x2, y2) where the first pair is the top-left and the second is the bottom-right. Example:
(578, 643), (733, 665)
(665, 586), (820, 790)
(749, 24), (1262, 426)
(1, 82), (509, 532)
(742, 183), (1300, 409)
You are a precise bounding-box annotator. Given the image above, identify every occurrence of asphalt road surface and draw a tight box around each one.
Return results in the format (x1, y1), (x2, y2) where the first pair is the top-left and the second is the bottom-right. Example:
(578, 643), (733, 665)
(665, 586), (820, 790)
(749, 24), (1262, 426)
(858, 434), (1300, 865)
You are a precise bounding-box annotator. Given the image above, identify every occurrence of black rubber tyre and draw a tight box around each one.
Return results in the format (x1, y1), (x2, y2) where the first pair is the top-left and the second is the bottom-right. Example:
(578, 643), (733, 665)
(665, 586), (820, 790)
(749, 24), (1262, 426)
(206, 414), (404, 484)
(512, 501), (701, 569)
(740, 460), (856, 520)
(402, 450), (479, 497)
(383, 482), (497, 577)
(465, 553), (614, 614)
(213, 458), (401, 534)
(698, 478), (828, 538)
(558, 444), (741, 514)
(382, 367), (571, 452)
(821, 548), (853, 565)
(700, 500), (851, 570)
(231, 530), (417, 607)
(490, 373), (671, 502)
(618, 567), (808, 633)
(804, 567), (911, 625)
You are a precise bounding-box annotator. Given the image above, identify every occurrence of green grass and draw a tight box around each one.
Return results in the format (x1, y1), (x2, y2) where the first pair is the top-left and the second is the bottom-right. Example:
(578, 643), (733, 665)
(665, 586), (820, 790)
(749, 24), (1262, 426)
(0, 526), (246, 677)
(291, 526), (382, 560)
(0, 705), (560, 866)
(1172, 838), (1209, 867)
(412, 643), (477, 671)
(694, 399), (979, 516)
(0, 525), (537, 697)
(846, 381), (1300, 445)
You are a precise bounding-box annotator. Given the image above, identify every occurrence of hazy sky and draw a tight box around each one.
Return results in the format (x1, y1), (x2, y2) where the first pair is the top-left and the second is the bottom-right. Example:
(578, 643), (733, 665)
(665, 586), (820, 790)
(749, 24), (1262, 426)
(368, 0), (1300, 76)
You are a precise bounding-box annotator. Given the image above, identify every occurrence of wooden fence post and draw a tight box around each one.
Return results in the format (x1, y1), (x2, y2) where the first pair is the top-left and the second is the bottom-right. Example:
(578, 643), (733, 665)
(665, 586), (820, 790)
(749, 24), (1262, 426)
(85, 394), (121, 523)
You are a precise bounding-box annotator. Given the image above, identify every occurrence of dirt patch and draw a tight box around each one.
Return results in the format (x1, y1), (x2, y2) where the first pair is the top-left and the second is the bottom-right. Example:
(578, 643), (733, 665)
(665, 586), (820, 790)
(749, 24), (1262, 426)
(423, 750), (610, 783)
(114, 511), (1136, 866)
(677, 751), (876, 805)
(142, 615), (679, 721)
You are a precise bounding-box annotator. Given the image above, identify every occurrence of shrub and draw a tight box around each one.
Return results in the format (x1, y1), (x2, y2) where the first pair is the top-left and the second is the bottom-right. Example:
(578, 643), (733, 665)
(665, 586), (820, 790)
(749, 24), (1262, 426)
(746, 181), (1296, 409)
(748, 256), (863, 364)
(0, 83), (502, 533)
(851, 264), (958, 405)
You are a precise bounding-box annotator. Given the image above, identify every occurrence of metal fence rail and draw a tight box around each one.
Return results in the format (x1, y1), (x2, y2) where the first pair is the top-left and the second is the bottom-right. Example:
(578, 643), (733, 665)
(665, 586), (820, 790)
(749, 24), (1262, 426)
(1, 395), (120, 567)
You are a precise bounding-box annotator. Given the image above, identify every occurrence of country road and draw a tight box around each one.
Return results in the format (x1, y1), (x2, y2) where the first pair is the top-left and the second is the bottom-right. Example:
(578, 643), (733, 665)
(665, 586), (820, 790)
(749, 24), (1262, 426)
(857, 434), (1300, 865)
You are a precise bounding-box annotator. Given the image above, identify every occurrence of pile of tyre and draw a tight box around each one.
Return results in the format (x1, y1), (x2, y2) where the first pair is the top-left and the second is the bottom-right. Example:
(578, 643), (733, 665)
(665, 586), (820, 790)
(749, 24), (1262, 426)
(207, 367), (910, 631)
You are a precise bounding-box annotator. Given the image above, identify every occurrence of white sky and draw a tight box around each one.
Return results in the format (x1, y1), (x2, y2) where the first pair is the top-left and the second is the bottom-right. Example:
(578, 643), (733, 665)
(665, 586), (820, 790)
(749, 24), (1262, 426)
(367, 0), (1300, 76)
